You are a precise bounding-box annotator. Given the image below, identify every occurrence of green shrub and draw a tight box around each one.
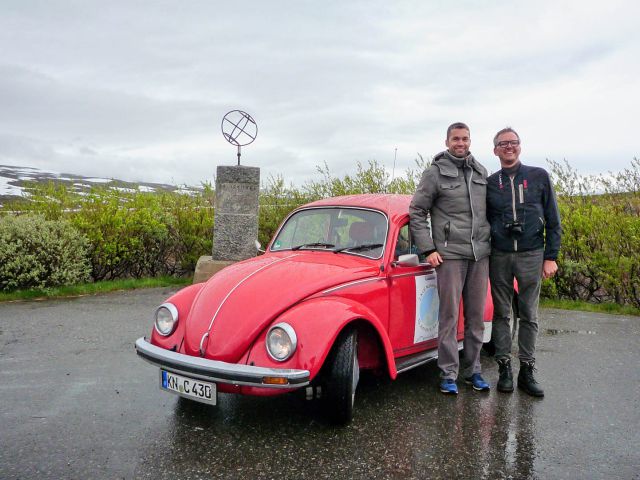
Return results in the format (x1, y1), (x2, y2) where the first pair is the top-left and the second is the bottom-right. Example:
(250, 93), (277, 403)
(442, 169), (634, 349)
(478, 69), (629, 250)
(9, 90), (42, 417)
(3, 157), (638, 308)
(71, 188), (168, 279)
(548, 159), (640, 307)
(304, 156), (429, 198)
(3, 183), (214, 280)
(156, 186), (214, 274)
(70, 187), (214, 280)
(258, 176), (310, 247)
(0, 214), (91, 291)
(7, 181), (81, 220)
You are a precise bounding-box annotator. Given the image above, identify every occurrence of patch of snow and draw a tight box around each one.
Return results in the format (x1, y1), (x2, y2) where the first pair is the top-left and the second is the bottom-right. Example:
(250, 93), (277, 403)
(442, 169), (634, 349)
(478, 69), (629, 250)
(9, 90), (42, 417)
(0, 177), (26, 196)
(0, 165), (201, 203)
(17, 174), (44, 181)
(84, 178), (112, 183)
(2, 166), (41, 174)
(177, 187), (198, 196)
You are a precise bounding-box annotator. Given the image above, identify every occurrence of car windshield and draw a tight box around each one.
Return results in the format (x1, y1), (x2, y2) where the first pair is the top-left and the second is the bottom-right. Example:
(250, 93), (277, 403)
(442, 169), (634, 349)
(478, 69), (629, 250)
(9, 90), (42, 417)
(271, 207), (388, 259)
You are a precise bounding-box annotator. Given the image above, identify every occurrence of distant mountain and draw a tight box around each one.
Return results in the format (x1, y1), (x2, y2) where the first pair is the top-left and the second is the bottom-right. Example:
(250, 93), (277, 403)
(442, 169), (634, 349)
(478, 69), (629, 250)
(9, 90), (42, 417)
(0, 165), (201, 207)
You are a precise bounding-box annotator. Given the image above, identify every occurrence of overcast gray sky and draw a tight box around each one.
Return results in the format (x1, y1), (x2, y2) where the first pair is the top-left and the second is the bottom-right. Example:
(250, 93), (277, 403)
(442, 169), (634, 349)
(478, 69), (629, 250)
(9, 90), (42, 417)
(1, 0), (638, 187)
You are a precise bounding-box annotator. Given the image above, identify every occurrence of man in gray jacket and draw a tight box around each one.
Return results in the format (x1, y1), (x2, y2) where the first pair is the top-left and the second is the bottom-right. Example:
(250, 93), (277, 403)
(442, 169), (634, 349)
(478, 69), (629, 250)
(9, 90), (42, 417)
(410, 122), (491, 394)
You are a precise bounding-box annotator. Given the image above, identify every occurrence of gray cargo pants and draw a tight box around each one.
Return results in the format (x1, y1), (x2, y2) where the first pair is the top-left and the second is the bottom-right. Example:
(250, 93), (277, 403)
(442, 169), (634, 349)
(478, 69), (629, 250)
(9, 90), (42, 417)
(436, 257), (489, 380)
(489, 248), (544, 362)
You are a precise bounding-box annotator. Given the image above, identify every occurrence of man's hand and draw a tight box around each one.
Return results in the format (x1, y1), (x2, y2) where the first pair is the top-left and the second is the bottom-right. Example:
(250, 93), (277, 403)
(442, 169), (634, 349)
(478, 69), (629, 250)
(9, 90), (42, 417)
(542, 260), (558, 279)
(427, 251), (443, 267)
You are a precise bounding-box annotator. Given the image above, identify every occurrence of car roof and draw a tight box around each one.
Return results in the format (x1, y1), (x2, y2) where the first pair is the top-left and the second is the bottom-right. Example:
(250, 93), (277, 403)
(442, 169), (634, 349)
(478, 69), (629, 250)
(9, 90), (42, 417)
(302, 194), (412, 223)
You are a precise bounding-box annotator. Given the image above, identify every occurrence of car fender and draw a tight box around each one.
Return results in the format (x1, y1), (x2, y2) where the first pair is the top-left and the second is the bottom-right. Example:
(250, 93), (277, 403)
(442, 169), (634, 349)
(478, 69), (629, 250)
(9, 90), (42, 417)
(150, 282), (206, 349)
(247, 296), (398, 381)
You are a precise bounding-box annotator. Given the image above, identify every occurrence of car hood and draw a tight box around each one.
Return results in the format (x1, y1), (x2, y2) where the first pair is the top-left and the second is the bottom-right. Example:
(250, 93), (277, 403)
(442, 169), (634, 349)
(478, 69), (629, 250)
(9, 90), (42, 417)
(183, 252), (380, 361)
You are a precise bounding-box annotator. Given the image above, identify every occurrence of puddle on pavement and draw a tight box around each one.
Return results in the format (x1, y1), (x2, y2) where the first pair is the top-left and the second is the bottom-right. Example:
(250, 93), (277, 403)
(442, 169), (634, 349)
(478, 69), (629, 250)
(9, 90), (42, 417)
(546, 328), (597, 335)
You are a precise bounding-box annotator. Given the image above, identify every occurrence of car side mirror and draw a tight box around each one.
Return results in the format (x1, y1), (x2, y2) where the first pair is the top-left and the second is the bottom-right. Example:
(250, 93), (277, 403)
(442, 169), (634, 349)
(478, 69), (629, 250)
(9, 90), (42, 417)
(255, 240), (265, 254)
(394, 253), (419, 267)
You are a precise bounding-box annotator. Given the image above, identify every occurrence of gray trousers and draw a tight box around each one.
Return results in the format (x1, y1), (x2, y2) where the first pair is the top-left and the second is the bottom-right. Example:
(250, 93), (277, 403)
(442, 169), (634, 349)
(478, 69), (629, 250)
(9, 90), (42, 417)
(436, 257), (489, 380)
(489, 248), (544, 363)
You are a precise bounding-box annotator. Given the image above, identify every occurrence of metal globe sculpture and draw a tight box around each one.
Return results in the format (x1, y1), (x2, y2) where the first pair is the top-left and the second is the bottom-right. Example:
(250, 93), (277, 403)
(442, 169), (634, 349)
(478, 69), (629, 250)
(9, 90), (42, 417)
(221, 110), (258, 165)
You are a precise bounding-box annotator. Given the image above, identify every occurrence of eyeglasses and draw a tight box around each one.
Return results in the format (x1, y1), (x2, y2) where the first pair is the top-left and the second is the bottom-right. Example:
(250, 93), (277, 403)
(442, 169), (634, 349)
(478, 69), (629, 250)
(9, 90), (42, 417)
(496, 140), (520, 148)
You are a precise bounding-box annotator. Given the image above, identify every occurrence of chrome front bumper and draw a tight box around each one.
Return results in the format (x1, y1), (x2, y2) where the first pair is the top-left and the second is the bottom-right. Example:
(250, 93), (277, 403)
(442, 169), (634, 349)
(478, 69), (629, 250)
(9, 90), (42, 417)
(135, 337), (310, 388)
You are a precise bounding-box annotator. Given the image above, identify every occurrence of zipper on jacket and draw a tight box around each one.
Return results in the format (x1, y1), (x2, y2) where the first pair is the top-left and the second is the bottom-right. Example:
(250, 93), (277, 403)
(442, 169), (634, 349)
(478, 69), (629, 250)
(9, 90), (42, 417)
(444, 221), (450, 247)
(509, 174), (518, 251)
(466, 162), (478, 260)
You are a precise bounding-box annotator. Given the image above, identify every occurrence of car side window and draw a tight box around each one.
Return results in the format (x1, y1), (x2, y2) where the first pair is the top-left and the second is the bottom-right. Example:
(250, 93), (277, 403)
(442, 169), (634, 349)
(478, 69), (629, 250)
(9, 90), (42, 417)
(396, 223), (426, 263)
(394, 224), (411, 259)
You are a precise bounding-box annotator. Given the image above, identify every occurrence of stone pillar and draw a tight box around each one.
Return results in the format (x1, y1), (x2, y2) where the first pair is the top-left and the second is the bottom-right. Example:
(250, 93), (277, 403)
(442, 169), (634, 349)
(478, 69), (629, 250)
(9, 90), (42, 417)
(193, 165), (260, 283)
(212, 165), (260, 261)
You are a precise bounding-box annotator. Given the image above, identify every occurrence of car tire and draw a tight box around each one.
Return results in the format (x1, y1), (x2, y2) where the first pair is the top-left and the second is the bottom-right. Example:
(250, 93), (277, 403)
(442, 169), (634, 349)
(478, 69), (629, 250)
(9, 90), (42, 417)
(325, 328), (359, 424)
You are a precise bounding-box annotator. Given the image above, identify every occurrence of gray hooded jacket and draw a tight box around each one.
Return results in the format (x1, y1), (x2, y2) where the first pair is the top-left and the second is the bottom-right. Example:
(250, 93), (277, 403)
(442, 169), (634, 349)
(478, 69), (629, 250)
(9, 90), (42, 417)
(409, 151), (491, 261)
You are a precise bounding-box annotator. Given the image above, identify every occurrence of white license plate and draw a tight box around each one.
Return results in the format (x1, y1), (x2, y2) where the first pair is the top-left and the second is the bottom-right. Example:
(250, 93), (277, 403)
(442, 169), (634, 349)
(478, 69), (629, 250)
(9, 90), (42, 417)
(160, 369), (217, 405)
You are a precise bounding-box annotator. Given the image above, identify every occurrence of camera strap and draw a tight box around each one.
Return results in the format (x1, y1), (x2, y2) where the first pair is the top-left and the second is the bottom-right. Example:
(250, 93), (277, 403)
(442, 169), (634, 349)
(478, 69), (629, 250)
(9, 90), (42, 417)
(499, 171), (529, 203)
(519, 183), (524, 204)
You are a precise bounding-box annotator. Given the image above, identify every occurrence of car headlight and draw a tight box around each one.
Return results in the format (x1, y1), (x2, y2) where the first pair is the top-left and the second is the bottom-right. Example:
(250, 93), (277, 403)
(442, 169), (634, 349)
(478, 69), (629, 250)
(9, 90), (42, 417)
(266, 323), (298, 362)
(154, 303), (179, 336)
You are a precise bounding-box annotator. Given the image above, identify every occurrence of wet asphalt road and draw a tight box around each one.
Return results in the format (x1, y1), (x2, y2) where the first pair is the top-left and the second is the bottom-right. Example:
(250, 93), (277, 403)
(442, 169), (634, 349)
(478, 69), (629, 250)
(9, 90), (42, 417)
(0, 288), (638, 480)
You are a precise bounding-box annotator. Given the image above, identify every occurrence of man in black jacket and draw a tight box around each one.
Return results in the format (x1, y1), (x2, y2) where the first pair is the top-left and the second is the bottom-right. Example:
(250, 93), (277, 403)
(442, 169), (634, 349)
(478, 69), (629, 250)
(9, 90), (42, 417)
(486, 127), (561, 397)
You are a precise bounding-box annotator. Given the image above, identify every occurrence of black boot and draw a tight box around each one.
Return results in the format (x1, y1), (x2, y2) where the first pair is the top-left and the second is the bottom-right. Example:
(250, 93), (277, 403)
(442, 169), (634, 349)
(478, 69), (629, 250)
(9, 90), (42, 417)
(518, 361), (544, 397)
(496, 358), (514, 393)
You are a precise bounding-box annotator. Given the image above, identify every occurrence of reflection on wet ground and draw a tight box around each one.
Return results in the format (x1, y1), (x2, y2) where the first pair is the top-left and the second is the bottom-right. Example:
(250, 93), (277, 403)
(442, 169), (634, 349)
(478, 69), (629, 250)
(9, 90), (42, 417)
(546, 328), (597, 335)
(2, 292), (638, 480)
(136, 361), (541, 480)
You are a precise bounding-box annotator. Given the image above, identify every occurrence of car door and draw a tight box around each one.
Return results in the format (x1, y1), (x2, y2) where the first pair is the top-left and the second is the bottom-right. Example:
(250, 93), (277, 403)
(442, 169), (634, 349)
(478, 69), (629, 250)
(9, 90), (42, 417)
(387, 222), (439, 358)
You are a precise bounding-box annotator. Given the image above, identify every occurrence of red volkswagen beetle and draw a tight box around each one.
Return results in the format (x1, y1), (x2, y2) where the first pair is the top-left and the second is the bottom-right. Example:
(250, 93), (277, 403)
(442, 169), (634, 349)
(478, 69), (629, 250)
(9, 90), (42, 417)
(135, 194), (493, 423)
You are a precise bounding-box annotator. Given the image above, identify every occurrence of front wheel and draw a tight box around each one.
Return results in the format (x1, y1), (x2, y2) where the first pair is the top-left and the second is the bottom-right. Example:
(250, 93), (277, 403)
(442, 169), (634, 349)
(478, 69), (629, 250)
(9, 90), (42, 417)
(325, 328), (359, 424)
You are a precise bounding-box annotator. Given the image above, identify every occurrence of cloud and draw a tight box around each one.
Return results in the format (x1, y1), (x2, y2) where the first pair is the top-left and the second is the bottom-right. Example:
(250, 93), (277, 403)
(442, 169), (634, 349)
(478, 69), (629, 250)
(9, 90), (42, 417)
(0, 0), (638, 186)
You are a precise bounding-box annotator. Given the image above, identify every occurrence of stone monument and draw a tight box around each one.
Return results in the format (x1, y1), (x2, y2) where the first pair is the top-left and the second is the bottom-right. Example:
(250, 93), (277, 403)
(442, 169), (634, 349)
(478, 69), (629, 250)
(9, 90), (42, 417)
(193, 111), (260, 283)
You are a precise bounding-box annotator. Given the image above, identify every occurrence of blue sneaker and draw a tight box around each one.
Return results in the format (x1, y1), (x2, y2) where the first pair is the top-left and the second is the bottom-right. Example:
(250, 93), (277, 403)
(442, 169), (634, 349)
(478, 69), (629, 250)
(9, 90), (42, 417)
(439, 378), (458, 395)
(465, 373), (490, 391)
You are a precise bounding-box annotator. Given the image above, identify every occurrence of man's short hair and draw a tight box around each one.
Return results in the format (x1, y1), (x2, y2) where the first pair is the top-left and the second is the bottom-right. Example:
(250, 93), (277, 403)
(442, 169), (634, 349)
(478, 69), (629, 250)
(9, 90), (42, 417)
(446, 122), (470, 139)
(493, 127), (520, 146)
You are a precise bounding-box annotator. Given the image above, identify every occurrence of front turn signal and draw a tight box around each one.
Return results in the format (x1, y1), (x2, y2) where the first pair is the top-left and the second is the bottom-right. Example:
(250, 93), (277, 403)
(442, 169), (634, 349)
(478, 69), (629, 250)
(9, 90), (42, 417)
(262, 376), (289, 385)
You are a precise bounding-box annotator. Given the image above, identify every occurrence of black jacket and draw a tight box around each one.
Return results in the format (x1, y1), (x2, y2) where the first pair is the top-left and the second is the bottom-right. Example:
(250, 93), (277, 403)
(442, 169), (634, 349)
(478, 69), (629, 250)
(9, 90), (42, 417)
(486, 162), (561, 260)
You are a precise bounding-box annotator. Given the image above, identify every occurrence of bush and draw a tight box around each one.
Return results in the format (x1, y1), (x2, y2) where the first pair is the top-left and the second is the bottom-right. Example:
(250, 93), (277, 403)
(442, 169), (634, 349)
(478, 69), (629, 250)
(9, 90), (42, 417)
(0, 214), (91, 291)
(3, 183), (214, 281)
(71, 188), (214, 280)
(156, 186), (214, 274)
(304, 156), (429, 198)
(548, 159), (640, 307)
(72, 188), (172, 280)
(258, 176), (310, 247)
(3, 156), (637, 308)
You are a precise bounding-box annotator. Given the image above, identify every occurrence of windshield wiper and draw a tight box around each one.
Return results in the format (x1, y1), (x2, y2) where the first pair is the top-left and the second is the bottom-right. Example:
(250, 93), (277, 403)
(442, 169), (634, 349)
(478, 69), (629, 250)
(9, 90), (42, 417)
(334, 243), (383, 253)
(291, 242), (335, 251)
